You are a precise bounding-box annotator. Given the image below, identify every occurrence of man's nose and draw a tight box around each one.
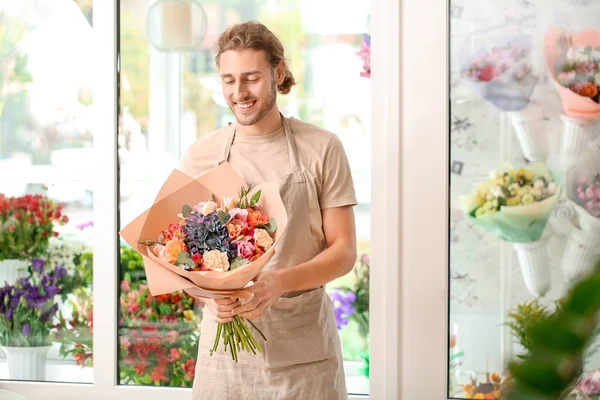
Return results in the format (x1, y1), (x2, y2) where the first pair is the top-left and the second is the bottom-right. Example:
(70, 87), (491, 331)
(234, 81), (248, 99)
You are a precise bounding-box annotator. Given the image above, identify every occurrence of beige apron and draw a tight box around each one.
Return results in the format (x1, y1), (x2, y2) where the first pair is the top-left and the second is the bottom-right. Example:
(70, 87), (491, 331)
(191, 115), (348, 399)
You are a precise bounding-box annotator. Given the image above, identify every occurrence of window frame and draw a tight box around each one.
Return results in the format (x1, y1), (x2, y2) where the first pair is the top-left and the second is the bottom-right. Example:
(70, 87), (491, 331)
(0, 0), (407, 398)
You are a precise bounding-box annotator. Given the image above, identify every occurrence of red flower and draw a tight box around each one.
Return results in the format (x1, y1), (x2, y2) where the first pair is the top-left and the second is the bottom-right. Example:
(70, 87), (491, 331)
(169, 348), (181, 362)
(182, 359), (196, 380)
(150, 366), (167, 383)
(134, 362), (147, 375)
(479, 65), (495, 82)
(171, 293), (181, 304)
(53, 232), (59, 237)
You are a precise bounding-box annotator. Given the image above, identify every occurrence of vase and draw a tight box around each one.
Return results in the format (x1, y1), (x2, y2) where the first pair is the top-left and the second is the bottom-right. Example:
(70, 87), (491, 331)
(507, 111), (546, 161)
(512, 239), (551, 297)
(559, 115), (600, 171)
(0, 259), (29, 286)
(561, 227), (600, 283)
(0, 345), (51, 381)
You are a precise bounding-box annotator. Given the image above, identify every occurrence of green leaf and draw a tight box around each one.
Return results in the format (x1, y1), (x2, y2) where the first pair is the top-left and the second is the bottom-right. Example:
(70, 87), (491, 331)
(182, 204), (192, 218)
(185, 259), (195, 269)
(176, 252), (190, 264)
(249, 190), (262, 208)
(217, 211), (230, 224)
(230, 258), (249, 270)
(257, 219), (277, 234)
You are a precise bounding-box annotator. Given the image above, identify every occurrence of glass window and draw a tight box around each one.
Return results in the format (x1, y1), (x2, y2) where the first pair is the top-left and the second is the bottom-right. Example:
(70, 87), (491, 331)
(0, 1), (94, 384)
(449, 3), (600, 399)
(118, 0), (370, 395)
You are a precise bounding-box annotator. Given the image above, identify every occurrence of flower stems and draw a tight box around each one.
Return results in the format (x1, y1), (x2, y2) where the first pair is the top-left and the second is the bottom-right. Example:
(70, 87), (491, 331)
(210, 316), (265, 362)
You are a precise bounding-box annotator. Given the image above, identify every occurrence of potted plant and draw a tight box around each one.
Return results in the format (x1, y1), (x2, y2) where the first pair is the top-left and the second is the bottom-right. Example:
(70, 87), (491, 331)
(0, 259), (66, 380)
(0, 193), (67, 286)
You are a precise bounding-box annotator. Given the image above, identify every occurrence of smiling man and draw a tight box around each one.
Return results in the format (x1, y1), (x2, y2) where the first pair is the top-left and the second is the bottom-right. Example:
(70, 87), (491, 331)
(179, 21), (358, 400)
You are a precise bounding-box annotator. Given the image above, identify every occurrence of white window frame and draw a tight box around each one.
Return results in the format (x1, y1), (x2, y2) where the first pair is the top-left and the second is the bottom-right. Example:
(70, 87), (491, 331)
(0, 0), (412, 398)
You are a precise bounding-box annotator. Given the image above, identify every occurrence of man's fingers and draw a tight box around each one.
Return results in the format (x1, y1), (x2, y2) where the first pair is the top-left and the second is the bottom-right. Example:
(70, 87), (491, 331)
(231, 297), (259, 316)
(213, 297), (238, 305)
(237, 303), (266, 320)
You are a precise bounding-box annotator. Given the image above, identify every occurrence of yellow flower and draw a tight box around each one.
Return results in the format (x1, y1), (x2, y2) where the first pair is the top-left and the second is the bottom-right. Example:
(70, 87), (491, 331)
(493, 390), (502, 398)
(474, 394), (485, 400)
(202, 250), (230, 272)
(463, 384), (475, 393)
(521, 193), (535, 205)
(491, 373), (501, 383)
(506, 196), (521, 206)
(183, 310), (196, 323)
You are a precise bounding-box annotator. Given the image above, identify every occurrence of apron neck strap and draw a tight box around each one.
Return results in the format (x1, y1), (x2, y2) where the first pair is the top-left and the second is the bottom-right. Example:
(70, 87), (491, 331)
(218, 113), (303, 175)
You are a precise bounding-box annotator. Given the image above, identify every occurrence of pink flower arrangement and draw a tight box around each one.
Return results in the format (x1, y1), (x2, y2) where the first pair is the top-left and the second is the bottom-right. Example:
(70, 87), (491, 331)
(463, 43), (531, 82)
(554, 36), (600, 103)
(575, 174), (600, 217)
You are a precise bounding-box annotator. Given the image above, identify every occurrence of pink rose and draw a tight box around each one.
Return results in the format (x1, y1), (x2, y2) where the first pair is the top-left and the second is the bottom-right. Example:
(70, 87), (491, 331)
(585, 200), (600, 218)
(228, 207), (248, 222)
(236, 241), (256, 259)
(222, 196), (237, 211)
(226, 219), (248, 239)
(586, 186), (596, 200)
(193, 201), (218, 216)
(594, 187), (600, 200)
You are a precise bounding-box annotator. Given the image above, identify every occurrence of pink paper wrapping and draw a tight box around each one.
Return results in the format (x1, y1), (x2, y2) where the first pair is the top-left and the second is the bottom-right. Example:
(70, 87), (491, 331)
(544, 26), (600, 120)
(119, 162), (288, 297)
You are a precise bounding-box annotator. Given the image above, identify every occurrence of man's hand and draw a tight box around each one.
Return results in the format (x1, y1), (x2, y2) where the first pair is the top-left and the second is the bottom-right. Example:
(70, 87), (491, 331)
(231, 270), (285, 320)
(183, 288), (239, 323)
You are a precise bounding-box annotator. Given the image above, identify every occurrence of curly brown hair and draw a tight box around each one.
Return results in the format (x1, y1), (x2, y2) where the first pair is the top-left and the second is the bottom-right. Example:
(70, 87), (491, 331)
(214, 21), (296, 95)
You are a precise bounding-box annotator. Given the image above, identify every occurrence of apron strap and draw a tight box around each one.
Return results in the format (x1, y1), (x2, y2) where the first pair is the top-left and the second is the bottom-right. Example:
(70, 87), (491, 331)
(218, 114), (305, 184)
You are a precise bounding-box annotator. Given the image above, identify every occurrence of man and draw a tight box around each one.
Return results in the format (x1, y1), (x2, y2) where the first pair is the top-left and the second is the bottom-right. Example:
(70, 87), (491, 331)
(179, 20), (357, 400)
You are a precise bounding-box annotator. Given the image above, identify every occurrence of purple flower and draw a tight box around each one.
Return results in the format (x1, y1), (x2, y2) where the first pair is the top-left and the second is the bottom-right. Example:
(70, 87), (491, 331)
(31, 258), (45, 273)
(40, 303), (59, 323)
(26, 290), (48, 309)
(329, 290), (357, 330)
(53, 265), (67, 280)
(22, 324), (30, 336)
(6, 307), (12, 319)
(76, 220), (94, 230)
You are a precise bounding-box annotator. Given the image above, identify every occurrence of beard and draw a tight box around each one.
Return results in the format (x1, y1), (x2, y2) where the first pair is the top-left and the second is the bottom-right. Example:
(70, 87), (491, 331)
(230, 77), (277, 126)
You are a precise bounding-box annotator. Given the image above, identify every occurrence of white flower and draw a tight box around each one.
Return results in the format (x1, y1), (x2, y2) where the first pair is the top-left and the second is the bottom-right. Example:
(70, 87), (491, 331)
(533, 179), (545, 190)
(522, 193), (535, 205)
(547, 182), (557, 195)
(574, 47), (589, 62)
(591, 49), (600, 61)
(567, 47), (576, 61)
(530, 188), (543, 199)
(490, 186), (505, 199)
(489, 169), (500, 179)
(254, 228), (274, 251)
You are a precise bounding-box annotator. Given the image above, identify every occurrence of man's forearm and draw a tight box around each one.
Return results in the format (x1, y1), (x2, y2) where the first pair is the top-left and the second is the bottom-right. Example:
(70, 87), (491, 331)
(274, 240), (356, 294)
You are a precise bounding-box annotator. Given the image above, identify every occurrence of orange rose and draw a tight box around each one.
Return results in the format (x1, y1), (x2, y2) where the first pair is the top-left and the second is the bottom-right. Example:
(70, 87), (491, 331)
(578, 81), (598, 98)
(249, 247), (264, 262)
(226, 219), (248, 239)
(247, 209), (269, 228)
(164, 237), (185, 264)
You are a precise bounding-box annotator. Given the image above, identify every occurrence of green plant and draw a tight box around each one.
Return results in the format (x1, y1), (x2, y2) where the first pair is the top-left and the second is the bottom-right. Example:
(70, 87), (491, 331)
(120, 245), (146, 284)
(507, 259), (600, 400)
(506, 299), (566, 359)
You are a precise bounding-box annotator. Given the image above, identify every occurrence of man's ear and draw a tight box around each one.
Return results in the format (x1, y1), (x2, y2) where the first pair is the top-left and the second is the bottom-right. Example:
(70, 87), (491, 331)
(275, 62), (286, 85)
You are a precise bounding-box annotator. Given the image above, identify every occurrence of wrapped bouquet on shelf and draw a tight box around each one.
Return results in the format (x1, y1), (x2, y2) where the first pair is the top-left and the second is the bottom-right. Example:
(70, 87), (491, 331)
(460, 34), (542, 161)
(544, 26), (600, 170)
(562, 149), (600, 282)
(460, 163), (560, 297)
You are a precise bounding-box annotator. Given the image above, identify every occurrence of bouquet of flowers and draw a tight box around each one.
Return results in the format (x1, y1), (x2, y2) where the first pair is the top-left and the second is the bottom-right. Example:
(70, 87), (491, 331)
(0, 194), (68, 260)
(460, 163), (559, 296)
(461, 372), (512, 400)
(0, 259), (66, 347)
(544, 27), (600, 169)
(119, 281), (200, 387)
(460, 34), (542, 161)
(561, 150), (600, 282)
(119, 162), (288, 362)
